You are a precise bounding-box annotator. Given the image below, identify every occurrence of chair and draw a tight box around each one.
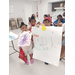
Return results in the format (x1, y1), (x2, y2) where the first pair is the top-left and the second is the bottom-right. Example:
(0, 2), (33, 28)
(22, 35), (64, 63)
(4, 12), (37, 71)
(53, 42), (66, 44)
(9, 18), (17, 30)
(17, 17), (23, 28)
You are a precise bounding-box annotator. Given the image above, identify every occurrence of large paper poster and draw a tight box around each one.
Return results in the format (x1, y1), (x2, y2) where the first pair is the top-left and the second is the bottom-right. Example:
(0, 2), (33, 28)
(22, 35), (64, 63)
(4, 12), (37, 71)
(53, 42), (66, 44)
(32, 26), (62, 66)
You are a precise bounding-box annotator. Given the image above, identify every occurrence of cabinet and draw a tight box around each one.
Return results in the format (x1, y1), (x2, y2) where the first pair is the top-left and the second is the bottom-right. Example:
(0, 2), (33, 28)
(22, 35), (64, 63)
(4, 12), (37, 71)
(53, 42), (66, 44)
(52, 1), (65, 11)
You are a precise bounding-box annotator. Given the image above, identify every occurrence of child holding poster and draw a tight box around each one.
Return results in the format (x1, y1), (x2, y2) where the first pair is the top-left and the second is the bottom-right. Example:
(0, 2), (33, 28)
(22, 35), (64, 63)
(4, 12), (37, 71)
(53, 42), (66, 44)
(28, 16), (37, 48)
(18, 22), (34, 65)
(36, 17), (52, 65)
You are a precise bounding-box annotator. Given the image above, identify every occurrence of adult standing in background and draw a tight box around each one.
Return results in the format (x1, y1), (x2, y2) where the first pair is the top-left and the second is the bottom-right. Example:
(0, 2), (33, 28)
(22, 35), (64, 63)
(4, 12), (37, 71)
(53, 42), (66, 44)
(53, 14), (65, 27)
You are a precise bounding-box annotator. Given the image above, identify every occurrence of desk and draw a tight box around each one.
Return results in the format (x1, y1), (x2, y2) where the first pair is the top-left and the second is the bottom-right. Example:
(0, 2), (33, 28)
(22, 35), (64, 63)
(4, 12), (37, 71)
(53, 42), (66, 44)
(9, 31), (19, 56)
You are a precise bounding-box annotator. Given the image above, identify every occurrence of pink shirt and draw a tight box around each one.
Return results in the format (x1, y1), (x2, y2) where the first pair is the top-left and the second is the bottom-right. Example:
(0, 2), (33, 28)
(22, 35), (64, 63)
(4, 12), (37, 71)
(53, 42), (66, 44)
(18, 31), (32, 50)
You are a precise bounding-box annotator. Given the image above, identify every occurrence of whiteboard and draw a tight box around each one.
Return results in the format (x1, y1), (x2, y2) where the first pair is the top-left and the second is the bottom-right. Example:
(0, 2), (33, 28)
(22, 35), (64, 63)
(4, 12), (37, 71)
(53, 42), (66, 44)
(9, 5), (14, 14)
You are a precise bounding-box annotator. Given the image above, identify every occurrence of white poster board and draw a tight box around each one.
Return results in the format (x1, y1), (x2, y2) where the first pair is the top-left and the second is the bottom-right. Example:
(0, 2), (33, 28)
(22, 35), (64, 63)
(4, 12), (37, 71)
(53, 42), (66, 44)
(32, 26), (62, 66)
(9, 5), (14, 14)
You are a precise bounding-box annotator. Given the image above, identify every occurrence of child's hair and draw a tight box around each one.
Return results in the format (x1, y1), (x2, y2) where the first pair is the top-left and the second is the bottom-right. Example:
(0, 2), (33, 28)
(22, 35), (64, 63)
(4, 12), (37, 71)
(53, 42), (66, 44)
(59, 18), (63, 22)
(44, 14), (48, 17)
(31, 14), (35, 19)
(20, 22), (27, 28)
(57, 14), (62, 18)
(30, 16), (36, 22)
(44, 19), (50, 22)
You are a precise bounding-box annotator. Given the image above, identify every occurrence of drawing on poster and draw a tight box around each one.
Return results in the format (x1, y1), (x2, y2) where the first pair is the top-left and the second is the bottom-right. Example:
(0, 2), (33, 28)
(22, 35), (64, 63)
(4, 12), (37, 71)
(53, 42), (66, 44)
(33, 32), (59, 50)
(41, 24), (47, 31)
(18, 32), (31, 46)
(41, 36), (52, 50)
(33, 33), (52, 50)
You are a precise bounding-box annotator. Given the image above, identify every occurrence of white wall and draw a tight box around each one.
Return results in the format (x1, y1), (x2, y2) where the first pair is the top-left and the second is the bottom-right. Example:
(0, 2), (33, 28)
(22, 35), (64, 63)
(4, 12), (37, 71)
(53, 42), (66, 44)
(9, 0), (37, 25)
(37, 0), (65, 22)
(48, 3), (65, 22)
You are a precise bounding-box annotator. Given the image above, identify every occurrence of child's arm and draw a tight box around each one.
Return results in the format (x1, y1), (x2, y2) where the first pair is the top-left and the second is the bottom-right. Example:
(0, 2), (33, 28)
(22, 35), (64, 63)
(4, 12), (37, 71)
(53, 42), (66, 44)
(35, 24), (40, 28)
(27, 25), (31, 30)
(53, 22), (58, 25)
(57, 23), (62, 26)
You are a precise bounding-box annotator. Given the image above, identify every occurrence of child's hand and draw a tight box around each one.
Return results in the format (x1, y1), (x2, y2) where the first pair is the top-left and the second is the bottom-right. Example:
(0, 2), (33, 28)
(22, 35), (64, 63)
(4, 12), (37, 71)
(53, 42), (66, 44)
(57, 23), (62, 26)
(29, 31), (31, 34)
(36, 25), (39, 28)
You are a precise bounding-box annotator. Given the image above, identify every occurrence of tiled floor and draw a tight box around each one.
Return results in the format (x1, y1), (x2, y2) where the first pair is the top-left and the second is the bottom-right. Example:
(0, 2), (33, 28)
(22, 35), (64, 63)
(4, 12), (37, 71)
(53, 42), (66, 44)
(9, 29), (65, 75)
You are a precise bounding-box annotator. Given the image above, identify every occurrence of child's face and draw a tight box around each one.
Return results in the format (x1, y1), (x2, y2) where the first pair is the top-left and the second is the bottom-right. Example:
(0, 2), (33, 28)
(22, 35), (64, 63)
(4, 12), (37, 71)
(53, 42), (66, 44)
(21, 25), (27, 32)
(58, 16), (61, 19)
(30, 19), (36, 26)
(44, 20), (51, 26)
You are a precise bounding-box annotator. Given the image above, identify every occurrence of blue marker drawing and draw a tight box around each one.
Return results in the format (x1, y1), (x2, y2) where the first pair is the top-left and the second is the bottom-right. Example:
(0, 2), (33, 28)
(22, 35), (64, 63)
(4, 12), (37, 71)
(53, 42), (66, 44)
(9, 35), (16, 40)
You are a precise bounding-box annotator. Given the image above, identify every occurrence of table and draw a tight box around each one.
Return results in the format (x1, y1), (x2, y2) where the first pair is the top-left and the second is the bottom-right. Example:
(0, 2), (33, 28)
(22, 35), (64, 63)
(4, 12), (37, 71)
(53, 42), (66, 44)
(9, 31), (19, 56)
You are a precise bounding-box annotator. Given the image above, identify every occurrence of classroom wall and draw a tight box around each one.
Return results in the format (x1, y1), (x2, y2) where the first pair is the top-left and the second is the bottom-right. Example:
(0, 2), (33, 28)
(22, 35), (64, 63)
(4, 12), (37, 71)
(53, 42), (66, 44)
(9, 0), (37, 24)
(48, 3), (65, 22)
(36, 0), (65, 22)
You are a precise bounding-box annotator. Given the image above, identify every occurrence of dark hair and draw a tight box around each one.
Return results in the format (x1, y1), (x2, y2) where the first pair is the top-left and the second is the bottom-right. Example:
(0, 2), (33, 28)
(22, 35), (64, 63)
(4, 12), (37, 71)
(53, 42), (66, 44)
(44, 14), (48, 17)
(31, 14), (35, 19)
(20, 22), (27, 28)
(30, 16), (36, 22)
(59, 18), (63, 22)
(44, 19), (50, 22)
(57, 14), (62, 18)
(28, 17), (31, 22)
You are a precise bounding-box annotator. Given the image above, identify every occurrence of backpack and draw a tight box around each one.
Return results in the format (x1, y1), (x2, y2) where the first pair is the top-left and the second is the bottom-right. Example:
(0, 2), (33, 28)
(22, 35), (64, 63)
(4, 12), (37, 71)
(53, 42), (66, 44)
(19, 47), (27, 63)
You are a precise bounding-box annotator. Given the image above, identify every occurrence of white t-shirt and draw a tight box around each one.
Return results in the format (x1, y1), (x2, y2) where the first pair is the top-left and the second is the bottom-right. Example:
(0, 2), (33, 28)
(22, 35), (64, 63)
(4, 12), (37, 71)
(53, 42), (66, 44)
(62, 23), (65, 37)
